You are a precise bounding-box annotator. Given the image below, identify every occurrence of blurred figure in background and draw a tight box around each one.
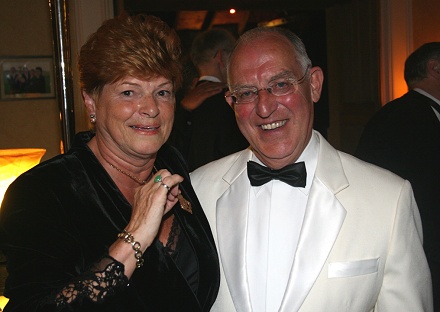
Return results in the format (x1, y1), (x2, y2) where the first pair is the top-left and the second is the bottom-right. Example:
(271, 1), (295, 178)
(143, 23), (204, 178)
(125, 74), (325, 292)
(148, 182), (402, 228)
(356, 42), (440, 311)
(169, 28), (248, 171)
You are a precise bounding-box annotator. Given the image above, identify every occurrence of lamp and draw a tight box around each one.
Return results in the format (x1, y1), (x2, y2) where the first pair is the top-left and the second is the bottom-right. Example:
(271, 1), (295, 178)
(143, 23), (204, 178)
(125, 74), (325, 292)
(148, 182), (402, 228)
(0, 148), (46, 206)
(0, 296), (8, 311)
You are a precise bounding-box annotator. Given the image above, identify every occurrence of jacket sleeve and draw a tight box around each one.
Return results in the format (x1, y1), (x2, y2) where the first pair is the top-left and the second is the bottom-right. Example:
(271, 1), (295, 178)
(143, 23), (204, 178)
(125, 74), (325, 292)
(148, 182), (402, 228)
(375, 180), (433, 311)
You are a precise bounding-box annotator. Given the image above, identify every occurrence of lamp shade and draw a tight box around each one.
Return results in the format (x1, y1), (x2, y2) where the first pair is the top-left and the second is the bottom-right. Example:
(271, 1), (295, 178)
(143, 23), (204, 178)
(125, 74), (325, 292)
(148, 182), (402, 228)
(0, 148), (46, 206)
(0, 295), (8, 311)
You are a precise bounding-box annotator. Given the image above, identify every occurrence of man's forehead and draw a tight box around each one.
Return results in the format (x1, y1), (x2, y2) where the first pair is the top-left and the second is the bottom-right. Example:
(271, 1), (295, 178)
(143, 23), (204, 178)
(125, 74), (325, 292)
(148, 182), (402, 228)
(229, 59), (300, 86)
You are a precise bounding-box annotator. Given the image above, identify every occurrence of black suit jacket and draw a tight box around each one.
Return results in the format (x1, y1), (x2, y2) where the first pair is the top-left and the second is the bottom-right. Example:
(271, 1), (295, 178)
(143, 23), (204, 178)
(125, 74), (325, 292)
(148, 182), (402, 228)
(356, 90), (440, 308)
(169, 85), (249, 171)
(0, 132), (220, 312)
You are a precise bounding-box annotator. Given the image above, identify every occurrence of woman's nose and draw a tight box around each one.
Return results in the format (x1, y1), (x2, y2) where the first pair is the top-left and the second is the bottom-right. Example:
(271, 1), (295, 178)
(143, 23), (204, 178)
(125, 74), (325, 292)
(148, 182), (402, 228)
(139, 95), (159, 117)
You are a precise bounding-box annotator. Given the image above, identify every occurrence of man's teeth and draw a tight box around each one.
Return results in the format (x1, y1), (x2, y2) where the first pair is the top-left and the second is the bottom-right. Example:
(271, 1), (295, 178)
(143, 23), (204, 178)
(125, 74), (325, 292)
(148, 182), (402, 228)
(261, 120), (286, 130)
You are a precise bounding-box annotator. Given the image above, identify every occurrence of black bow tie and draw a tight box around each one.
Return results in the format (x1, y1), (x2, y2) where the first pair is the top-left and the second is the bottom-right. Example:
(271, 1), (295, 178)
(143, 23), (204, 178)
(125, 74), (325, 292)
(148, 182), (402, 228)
(247, 161), (307, 187)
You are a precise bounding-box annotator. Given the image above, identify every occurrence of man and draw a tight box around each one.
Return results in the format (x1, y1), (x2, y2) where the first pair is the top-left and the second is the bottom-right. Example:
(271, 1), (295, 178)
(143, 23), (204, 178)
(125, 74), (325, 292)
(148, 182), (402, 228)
(169, 28), (248, 171)
(29, 66), (46, 93)
(191, 26), (433, 311)
(356, 42), (440, 311)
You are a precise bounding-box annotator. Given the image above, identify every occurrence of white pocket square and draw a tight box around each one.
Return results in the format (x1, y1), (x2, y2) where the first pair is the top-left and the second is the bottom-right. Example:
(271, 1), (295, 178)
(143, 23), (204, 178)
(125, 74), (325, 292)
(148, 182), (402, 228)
(328, 258), (379, 278)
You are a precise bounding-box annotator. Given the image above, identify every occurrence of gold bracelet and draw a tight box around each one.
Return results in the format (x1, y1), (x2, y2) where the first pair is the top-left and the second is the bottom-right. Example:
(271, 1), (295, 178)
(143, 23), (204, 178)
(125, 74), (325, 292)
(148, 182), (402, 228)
(118, 230), (144, 268)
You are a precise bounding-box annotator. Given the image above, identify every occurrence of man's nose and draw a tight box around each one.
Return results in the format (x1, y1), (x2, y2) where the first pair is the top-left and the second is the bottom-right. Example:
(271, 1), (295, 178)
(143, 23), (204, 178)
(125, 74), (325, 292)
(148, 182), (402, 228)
(255, 89), (277, 117)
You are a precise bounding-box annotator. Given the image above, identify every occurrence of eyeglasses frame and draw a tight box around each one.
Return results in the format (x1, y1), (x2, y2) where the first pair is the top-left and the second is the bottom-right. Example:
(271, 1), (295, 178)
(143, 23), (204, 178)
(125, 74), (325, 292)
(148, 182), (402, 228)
(226, 65), (311, 104)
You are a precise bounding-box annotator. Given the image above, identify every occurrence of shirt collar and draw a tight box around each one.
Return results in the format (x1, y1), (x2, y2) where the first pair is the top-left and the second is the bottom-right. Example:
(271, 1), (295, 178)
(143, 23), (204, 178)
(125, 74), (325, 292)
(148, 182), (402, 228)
(199, 75), (222, 83)
(413, 88), (440, 106)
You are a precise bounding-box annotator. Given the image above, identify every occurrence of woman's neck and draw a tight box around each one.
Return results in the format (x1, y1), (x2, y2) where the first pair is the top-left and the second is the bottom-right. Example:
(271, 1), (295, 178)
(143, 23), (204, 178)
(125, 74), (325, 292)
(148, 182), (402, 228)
(87, 136), (156, 202)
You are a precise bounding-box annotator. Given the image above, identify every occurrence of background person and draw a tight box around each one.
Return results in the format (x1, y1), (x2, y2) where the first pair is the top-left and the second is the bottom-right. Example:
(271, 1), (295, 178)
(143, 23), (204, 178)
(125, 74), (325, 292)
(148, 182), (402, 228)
(356, 42), (440, 311)
(0, 14), (219, 311)
(28, 66), (46, 93)
(191, 26), (433, 311)
(169, 28), (248, 171)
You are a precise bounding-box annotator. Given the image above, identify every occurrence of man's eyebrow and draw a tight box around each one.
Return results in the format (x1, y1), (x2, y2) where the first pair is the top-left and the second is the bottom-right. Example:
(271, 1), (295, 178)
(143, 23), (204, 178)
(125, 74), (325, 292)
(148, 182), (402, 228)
(269, 70), (295, 81)
(231, 83), (255, 90)
(231, 70), (296, 90)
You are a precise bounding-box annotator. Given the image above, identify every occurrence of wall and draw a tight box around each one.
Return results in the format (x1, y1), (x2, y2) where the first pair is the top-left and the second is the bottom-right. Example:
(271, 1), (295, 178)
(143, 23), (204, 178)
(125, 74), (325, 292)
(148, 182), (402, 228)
(326, 0), (380, 153)
(412, 0), (440, 51)
(379, 0), (412, 104)
(70, 0), (114, 134)
(0, 0), (61, 162)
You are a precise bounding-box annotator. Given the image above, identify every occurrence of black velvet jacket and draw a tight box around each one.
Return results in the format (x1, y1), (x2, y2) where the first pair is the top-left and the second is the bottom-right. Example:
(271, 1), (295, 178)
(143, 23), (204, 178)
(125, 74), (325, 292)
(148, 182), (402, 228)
(0, 132), (220, 312)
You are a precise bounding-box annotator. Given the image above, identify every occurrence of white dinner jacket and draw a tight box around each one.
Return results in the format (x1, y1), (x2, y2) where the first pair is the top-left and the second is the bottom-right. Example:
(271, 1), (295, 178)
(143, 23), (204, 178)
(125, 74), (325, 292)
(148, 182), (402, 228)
(191, 131), (433, 312)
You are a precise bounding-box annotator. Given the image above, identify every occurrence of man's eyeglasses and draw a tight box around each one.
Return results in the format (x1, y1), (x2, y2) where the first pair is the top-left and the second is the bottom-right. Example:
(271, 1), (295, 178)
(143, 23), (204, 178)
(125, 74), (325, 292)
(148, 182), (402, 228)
(226, 65), (311, 104)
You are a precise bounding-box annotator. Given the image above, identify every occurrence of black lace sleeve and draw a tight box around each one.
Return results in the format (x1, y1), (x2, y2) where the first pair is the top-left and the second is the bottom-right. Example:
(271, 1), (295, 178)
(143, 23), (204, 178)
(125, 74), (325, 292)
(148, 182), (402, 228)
(53, 256), (129, 309)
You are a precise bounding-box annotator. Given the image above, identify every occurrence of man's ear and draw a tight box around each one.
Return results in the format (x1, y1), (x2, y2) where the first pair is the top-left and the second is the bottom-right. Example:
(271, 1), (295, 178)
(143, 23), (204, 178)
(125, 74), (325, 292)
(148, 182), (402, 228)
(215, 48), (228, 68)
(428, 59), (440, 78)
(309, 66), (324, 103)
(82, 89), (96, 116)
(224, 90), (235, 109)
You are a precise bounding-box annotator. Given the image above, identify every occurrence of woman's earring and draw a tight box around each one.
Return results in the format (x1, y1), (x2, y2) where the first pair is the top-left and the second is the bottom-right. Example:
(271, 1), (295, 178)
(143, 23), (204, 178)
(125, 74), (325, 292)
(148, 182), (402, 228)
(90, 114), (96, 124)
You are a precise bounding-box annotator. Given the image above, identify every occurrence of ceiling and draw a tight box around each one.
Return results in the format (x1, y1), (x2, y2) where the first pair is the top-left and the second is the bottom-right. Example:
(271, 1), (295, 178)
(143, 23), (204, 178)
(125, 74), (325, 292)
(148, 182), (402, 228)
(121, 0), (350, 33)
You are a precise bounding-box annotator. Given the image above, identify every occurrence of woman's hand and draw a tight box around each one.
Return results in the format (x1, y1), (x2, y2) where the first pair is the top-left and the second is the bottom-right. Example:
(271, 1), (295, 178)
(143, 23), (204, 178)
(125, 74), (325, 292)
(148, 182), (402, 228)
(128, 169), (183, 247)
(108, 169), (183, 276)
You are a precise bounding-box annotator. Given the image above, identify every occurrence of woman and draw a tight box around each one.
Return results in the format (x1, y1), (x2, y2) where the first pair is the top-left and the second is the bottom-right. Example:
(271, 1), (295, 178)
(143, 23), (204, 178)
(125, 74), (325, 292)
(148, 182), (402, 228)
(0, 15), (219, 311)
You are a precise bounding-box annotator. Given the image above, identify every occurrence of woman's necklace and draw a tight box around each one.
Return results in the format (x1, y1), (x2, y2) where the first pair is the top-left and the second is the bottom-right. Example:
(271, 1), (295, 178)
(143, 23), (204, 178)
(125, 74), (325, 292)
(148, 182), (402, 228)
(105, 160), (151, 185)
(105, 160), (192, 213)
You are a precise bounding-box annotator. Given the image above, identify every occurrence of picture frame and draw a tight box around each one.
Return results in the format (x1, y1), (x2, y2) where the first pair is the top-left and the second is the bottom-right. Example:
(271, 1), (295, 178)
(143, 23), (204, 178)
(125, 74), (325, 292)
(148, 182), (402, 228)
(0, 56), (55, 100)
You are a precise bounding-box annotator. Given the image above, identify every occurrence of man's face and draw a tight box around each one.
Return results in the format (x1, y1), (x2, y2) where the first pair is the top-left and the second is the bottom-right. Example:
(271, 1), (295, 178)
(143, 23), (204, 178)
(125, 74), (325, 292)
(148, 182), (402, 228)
(227, 33), (323, 169)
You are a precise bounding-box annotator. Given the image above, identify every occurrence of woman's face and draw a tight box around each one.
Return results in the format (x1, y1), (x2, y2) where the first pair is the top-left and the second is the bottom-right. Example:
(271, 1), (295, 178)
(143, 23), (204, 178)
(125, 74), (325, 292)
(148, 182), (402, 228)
(84, 75), (175, 160)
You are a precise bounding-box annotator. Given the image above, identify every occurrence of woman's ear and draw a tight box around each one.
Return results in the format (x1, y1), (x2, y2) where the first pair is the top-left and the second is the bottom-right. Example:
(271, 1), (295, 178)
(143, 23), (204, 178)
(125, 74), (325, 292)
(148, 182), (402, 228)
(309, 66), (324, 103)
(82, 89), (96, 116)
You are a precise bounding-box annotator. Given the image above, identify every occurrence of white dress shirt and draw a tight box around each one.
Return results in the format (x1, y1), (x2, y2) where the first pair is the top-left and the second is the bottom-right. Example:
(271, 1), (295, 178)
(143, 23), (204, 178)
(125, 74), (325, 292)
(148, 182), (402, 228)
(246, 133), (319, 312)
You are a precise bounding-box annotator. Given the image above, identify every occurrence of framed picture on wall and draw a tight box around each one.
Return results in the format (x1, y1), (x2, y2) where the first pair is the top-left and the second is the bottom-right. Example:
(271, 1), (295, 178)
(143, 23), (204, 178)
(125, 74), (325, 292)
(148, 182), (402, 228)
(0, 56), (55, 100)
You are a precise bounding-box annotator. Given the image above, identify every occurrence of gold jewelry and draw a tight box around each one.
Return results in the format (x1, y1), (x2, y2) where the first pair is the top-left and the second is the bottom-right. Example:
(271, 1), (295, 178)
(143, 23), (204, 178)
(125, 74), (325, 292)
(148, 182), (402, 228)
(118, 230), (144, 268)
(105, 160), (151, 185)
(178, 193), (192, 214)
(107, 162), (192, 213)
(154, 167), (192, 213)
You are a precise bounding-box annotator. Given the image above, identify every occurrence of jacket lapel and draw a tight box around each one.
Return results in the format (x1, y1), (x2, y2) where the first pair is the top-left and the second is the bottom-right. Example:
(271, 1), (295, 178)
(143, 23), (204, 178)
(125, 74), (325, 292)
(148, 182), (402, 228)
(280, 132), (349, 311)
(155, 146), (220, 309)
(216, 150), (253, 311)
